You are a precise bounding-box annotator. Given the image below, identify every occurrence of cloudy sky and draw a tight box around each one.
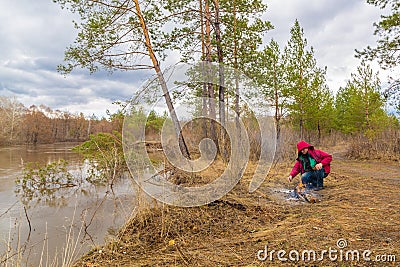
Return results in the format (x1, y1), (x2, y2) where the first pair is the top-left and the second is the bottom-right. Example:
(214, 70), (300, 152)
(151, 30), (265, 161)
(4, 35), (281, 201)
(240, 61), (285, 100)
(0, 0), (390, 117)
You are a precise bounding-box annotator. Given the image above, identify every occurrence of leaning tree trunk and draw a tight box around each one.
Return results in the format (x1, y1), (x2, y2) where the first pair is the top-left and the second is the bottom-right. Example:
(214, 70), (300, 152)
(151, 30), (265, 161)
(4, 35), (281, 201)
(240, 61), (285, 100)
(134, 0), (190, 159)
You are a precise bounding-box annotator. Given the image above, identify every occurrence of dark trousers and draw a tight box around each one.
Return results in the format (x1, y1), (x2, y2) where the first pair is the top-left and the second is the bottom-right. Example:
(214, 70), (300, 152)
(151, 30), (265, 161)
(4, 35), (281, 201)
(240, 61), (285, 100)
(301, 169), (325, 188)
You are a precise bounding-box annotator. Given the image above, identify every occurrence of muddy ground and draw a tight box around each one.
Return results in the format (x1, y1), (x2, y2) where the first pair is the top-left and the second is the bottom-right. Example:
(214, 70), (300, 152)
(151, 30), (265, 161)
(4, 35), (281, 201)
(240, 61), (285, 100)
(73, 150), (400, 267)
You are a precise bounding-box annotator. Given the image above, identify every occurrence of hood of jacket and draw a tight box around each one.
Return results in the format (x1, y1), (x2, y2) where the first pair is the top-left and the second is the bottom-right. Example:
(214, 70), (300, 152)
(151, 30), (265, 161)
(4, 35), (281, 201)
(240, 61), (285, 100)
(297, 140), (313, 154)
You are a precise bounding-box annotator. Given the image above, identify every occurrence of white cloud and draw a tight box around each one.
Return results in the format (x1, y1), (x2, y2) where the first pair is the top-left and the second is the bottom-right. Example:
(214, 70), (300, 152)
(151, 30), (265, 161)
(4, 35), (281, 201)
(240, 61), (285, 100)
(0, 0), (393, 116)
(60, 97), (120, 118)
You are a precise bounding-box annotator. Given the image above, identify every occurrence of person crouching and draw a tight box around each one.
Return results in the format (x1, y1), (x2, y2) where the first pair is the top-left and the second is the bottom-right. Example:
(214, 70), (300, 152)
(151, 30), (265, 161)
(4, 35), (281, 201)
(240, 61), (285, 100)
(287, 140), (332, 190)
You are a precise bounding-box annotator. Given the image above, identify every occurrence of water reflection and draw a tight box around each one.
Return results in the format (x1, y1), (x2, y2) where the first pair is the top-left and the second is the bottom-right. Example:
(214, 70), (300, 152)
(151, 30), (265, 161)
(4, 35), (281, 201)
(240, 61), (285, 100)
(0, 143), (135, 266)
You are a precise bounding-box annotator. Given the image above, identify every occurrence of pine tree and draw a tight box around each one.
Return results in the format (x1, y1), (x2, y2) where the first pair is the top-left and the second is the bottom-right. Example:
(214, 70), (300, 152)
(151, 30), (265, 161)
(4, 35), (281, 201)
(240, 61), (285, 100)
(304, 67), (335, 141)
(257, 39), (286, 140)
(53, 0), (191, 158)
(356, 0), (400, 113)
(161, 0), (271, 158)
(283, 20), (330, 139)
(335, 61), (387, 135)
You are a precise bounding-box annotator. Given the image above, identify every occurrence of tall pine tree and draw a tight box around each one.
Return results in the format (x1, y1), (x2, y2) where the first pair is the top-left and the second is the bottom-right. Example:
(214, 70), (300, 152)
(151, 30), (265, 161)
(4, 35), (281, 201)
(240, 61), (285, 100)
(335, 61), (387, 135)
(257, 39), (286, 140)
(283, 20), (331, 139)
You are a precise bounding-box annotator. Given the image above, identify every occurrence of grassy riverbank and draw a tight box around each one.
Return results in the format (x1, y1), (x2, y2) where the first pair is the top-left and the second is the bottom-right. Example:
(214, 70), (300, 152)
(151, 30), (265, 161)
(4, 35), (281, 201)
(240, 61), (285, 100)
(72, 152), (400, 267)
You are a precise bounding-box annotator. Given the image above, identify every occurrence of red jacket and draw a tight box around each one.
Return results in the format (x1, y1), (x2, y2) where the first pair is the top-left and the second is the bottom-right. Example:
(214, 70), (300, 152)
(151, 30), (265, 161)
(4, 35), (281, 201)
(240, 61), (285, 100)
(290, 141), (332, 178)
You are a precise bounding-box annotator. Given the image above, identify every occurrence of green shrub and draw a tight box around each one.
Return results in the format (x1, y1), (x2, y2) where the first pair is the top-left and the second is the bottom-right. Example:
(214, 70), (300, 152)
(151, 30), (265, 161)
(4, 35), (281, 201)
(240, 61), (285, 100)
(73, 131), (126, 185)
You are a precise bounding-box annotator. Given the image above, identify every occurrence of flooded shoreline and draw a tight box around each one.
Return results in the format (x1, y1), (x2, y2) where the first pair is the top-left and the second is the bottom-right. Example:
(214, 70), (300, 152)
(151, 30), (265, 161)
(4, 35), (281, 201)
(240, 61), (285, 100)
(0, 143), (136, 266)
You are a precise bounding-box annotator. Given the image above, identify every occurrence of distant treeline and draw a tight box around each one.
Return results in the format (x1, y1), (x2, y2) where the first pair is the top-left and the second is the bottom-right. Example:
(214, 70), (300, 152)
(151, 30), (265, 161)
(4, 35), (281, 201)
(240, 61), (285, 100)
(0, 96), (121, 146)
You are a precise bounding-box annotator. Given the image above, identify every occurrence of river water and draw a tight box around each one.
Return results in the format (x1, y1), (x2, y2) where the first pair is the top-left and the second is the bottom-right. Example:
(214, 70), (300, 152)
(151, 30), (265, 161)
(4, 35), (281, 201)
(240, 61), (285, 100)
(0, 143), (136, 266)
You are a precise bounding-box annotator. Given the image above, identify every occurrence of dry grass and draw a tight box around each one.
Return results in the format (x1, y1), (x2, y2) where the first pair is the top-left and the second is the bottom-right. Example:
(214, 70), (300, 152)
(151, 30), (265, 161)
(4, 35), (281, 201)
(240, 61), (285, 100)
(346, 130), (400, 160)
(72, 152), (400, 267)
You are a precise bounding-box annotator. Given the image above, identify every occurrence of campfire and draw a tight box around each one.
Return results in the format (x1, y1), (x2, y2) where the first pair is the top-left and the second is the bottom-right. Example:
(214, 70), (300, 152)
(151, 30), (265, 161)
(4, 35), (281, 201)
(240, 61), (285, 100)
(291, 182), (321, 203)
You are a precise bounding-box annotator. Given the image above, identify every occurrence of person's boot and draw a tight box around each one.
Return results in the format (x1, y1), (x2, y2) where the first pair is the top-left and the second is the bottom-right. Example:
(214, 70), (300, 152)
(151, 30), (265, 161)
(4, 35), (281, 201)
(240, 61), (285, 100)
(315, 176), (324, 190)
